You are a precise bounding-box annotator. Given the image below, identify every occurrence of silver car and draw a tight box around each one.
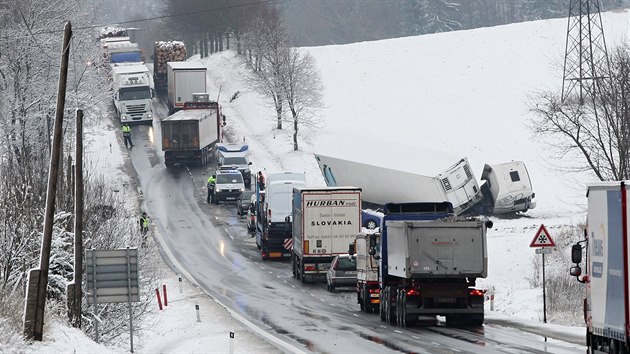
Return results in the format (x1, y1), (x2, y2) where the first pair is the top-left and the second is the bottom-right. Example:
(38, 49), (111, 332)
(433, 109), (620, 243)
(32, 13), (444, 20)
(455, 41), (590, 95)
(326, 254), (357, 292)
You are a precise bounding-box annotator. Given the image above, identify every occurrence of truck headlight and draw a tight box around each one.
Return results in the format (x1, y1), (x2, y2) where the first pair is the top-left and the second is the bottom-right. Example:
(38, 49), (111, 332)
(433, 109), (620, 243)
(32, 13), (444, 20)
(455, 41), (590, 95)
(147, 113), (152, 118)
(215, 188), (222, 192)
(121, 115), (128, 120)
(240, 188), (245, 192)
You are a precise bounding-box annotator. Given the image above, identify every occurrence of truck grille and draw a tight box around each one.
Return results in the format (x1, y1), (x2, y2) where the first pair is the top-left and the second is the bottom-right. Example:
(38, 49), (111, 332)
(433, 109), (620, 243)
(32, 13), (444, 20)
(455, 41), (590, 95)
(126, 103), (147, 118)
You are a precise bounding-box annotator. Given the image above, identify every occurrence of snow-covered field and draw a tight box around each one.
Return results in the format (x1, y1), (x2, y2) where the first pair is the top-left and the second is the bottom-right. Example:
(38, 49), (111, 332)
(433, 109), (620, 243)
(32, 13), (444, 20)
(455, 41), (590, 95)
(18, 9), (630, 352)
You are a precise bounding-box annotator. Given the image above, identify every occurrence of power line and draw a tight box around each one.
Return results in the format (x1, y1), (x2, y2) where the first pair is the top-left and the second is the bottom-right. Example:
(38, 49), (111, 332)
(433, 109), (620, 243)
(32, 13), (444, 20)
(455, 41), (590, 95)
(0, 0), (281, 41)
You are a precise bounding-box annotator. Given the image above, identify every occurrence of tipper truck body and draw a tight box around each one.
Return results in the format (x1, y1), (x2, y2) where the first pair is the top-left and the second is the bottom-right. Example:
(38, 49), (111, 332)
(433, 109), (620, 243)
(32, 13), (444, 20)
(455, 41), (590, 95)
(375, 202), (490, 327)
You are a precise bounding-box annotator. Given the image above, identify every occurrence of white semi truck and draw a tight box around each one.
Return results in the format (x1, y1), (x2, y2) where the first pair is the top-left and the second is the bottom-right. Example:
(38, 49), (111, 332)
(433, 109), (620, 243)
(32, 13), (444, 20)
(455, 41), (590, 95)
(570, 181), (630, 353)
(167, 61), (207, 114)
(111, 64), (154, 124)
(291, 187), (362, 282)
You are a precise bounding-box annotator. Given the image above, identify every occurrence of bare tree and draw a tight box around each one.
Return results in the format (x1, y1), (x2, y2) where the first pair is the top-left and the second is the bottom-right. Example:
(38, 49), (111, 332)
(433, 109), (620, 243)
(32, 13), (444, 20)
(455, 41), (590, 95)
(530, 43), (630, 181)
(281, 48), (323, 151)
(243, 8), (289, 129)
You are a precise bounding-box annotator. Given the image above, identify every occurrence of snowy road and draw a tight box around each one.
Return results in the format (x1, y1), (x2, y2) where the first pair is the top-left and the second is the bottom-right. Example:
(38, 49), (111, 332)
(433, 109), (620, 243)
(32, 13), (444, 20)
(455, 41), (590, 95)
(121, 101), (585, 353)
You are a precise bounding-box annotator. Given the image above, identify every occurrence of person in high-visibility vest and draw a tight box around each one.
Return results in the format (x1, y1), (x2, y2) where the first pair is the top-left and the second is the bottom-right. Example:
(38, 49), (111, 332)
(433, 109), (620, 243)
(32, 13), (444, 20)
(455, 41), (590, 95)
(140, 212), (149, 235)
(122, 124), (134, 149)
(207, 173), (216, 203)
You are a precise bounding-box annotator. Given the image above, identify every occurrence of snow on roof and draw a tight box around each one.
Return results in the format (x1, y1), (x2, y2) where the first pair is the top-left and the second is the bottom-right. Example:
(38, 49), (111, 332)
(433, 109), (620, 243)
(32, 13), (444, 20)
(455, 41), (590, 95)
(162, 108), (216, 122)
(111, 64), (150, 75)
(167, 61), (206, 70)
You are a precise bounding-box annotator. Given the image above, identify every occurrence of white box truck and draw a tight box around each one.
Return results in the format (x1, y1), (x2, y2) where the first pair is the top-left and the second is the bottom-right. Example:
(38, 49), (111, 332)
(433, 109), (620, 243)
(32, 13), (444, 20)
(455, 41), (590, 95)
(111, 64), (154, 124)
(291, 187), (362, 283)
(570, 181), (630, 353)
(161, 99), (221, 167)
(167, 61), (207, 114)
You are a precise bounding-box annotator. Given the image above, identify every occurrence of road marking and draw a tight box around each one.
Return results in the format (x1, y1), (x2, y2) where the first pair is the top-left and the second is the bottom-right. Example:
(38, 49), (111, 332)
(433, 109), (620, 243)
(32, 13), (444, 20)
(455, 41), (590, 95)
(411, 336), (420, 340)
(394, 330), (403, 334)
(268, 271), (273, 274)
(275, 275), (280, 279)
(352, 313), (359, 317)
(451, 349), (461, 353)
(320, 299), (325, 302)
(310, 293), (315, 297)
(291, 285), (296, 288)
(379, 325), (387, 329)
(431, 342), (440, 346)
(283, 280), (288, 283)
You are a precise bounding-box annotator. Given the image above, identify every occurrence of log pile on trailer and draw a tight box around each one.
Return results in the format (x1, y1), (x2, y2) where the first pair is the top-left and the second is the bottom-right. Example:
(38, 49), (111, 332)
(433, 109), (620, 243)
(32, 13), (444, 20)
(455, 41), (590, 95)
(153, 41), (186, 90)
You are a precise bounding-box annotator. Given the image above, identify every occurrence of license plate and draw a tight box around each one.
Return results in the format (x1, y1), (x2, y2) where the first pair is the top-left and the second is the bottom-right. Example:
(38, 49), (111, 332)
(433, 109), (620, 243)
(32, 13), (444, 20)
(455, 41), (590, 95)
(435, 297), (456, 303)
(269, 252), (282, 257)
(226, 197), (236, 200)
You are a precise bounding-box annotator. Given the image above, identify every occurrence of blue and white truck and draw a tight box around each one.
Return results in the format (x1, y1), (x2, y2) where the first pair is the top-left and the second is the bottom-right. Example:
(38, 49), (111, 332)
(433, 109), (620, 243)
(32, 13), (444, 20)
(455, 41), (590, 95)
(372, 202), (490, 327)
(570, 181), (630, 353)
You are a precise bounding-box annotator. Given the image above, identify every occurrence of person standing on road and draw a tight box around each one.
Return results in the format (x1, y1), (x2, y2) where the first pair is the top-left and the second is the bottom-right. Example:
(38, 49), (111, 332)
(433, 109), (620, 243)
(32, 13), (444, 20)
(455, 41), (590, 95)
(257, 171), (265, 191)
(207, 173), (216, 203)
(122, 124), (134, 149)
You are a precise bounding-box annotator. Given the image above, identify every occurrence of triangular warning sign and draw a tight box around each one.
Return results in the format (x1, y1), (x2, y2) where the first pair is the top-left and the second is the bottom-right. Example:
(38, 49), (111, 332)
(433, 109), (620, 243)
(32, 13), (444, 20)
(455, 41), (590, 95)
(530, 224), (555, 247)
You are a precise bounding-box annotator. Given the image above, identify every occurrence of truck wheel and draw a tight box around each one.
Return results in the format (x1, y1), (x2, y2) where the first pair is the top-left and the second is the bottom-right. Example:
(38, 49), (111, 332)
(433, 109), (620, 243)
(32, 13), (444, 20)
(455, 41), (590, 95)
(291, 256), (297, 278)
(362, 285), (370, 312)
(386, 287), (396, 325)
(468, 314), (484, 327)
(379, 291), (386, 321)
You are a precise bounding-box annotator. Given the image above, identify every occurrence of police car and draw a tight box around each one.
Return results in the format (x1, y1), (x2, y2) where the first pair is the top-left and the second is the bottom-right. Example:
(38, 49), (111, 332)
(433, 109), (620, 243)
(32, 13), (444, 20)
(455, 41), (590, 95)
(212, 166), (245, 204)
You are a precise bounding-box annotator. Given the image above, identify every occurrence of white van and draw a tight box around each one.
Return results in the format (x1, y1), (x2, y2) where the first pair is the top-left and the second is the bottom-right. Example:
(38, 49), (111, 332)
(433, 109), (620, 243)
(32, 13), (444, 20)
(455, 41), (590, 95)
(265, 179), (306, 223)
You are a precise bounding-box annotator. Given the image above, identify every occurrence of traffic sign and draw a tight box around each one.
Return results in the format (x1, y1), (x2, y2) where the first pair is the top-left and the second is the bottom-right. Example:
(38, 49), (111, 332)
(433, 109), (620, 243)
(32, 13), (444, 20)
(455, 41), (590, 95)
(530, 224), (555, 247)
(535, 248), (552, 254)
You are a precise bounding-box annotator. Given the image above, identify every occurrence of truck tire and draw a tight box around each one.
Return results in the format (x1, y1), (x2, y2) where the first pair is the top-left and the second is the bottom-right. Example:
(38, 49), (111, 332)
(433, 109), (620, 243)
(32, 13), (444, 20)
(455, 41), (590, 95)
(292, 255), (297, 278)
(379, 291), (386, 321)
(385, 287), (396, 325)
(468, 314), (484, 327)
(361, 285), (370, 313)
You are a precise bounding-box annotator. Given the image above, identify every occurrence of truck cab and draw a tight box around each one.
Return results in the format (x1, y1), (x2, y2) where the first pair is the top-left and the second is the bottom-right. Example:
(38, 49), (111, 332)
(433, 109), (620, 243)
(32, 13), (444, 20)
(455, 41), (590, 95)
(111, 64), (154, 124)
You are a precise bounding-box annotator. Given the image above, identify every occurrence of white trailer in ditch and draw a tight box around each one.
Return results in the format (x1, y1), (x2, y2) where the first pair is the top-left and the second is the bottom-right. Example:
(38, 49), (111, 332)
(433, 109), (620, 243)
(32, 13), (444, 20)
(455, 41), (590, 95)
(314, 154), (482, 215)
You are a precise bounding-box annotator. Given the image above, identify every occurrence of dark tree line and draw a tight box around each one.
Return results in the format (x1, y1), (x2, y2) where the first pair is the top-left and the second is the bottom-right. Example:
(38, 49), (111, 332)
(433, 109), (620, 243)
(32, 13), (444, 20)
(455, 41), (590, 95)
(279, 0), (629, 46)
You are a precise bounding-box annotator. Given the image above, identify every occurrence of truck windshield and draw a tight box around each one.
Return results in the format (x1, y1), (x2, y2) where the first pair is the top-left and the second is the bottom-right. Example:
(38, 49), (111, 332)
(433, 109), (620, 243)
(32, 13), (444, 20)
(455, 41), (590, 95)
(119, 87), (151, 101)
(110, 52), (142, 63)
(223, 157), (247, 165)
(217, 174), (243, 184)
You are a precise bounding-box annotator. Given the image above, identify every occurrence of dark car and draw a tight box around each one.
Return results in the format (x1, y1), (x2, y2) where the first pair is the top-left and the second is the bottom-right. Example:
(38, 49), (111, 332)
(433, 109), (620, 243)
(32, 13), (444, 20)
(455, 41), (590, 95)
(362, 208), (384, 230)
(237, 190), (255, 216)
(326, 254), (357, 292)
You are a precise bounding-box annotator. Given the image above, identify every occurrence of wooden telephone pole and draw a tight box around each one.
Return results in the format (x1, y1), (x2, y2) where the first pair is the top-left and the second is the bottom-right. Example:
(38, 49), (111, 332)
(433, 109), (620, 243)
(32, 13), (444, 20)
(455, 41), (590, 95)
(23, 21), (72, 340)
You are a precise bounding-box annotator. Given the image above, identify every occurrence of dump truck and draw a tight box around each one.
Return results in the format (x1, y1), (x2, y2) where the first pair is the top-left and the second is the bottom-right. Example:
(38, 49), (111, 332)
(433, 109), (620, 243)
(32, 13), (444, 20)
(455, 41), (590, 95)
(161, 96), (221, 167)
(291, 187), (362, 282)
(372, 202), (490, 327)
(570, 181), (630, 353)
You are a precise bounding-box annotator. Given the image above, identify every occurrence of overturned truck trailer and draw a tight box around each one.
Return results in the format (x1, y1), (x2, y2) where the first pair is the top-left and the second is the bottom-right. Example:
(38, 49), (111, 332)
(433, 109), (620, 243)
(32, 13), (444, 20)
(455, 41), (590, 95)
(314, 154), (482, 215)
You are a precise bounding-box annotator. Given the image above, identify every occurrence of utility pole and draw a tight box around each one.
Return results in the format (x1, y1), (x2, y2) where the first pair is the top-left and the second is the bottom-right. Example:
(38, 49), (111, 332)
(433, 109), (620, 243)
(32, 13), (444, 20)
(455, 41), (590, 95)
(73, 109), (84, 328)
(24, 21), (72, 340)
(561, 0), (612, 104)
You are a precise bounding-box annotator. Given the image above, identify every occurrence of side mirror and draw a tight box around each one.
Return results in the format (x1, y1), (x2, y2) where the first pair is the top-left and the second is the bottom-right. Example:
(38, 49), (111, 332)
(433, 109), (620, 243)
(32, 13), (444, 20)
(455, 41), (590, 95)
(485, 220), (494, 229)
(571, 244), (582, 264)
(570, 265), (582, 277)
(348, 243), (355, 256)
(151, 88), (155, 99)
(248, 162), (252, 165)
(285, 215), (291, 223)
(368, 247), (376, 256)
